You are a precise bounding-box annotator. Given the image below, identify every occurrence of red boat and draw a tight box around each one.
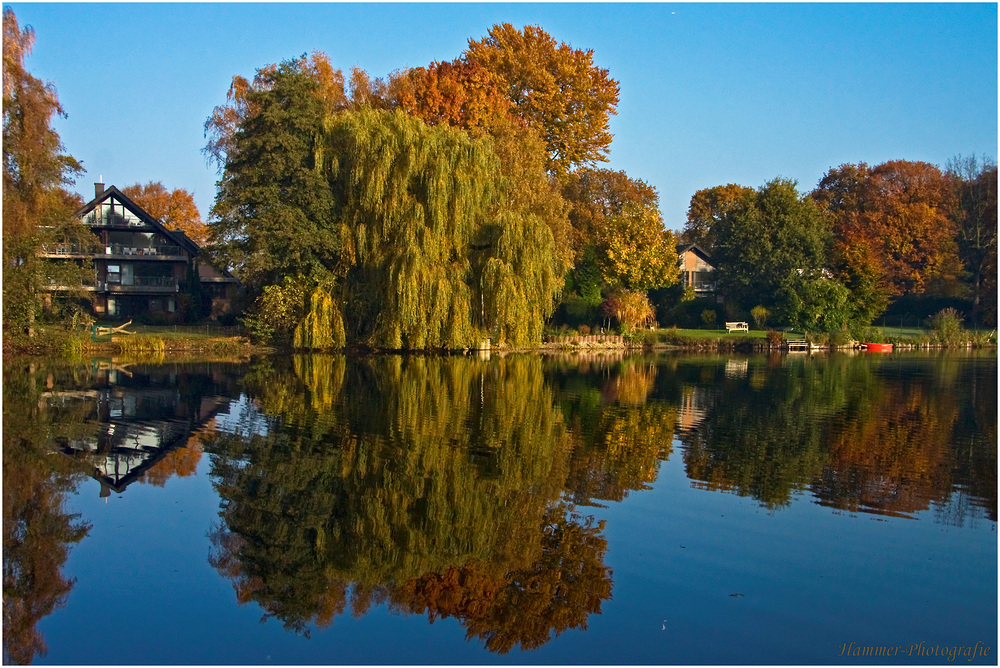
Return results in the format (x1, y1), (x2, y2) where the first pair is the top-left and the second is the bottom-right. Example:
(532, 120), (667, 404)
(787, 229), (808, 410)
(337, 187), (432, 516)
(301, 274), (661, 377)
(862, 343), (894, 352)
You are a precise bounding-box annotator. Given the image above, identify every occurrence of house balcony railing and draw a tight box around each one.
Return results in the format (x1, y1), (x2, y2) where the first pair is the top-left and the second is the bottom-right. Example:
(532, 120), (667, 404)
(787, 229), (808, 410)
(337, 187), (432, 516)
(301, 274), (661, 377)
(40, 243), (185, 259)
(108, 244), (184, 258)
(106, 276), (178, 292)
(42, 277), (101, 292)
(40, 243), (94, 256)
(83, 215), (147, 229)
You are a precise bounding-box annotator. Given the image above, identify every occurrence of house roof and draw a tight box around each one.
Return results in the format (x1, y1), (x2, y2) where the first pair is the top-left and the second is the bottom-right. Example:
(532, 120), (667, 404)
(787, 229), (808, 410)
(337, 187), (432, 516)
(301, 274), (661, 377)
(676, 243), (713, 264)
(197, 261), (239, 284)
(74, 185), (202, 256)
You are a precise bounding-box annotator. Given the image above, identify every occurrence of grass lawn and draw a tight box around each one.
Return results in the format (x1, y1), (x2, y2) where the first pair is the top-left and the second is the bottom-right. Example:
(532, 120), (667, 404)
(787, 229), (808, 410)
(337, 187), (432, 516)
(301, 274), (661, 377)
(663, 327), (781, 339)
(93, 323), (242, 340)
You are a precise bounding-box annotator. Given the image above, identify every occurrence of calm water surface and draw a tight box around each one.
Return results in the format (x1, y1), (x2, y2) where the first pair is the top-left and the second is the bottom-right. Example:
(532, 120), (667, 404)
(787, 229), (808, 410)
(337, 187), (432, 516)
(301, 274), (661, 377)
(4, 351), (996, 664)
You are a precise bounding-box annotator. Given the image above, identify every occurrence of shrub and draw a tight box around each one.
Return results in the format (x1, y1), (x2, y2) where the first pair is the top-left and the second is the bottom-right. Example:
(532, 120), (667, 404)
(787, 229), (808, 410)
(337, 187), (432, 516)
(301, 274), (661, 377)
(828, 327), (853, 347)
(578, 324), (591, 335)
(116, 335), (166, 354)
(857, 327), (885, 344)
(766, 329), (783, 348)
(701, 309), (717, 328)
(241, 278), (309, 345)
(622, 328), (644, 345)
(805, 331), (830, 346)
(751, 305), (769, 330)
(209, 337), (249, 357)
(59, 334), (88, 359)
(969, 330), (997, 347)
(928, 307), (965, 344)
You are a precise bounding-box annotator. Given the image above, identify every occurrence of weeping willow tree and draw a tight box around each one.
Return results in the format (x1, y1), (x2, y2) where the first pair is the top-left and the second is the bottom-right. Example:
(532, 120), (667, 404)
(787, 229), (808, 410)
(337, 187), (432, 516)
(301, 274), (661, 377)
(314, 108), (562, 349)
(293, 286), (346, 350)
(207, 54), (563, 350)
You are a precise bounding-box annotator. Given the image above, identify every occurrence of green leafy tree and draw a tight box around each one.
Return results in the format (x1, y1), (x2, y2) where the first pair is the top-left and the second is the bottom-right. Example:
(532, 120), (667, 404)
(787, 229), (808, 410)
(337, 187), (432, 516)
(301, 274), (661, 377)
(712, 178), (832, 320)
(241, 277), (309, 346)
(782, 271), (857, 334)
(207, 57), (342, 293)
(208, 54), (564, 349)
(681, 183), (756, 252)
(947, 155), (997, 325)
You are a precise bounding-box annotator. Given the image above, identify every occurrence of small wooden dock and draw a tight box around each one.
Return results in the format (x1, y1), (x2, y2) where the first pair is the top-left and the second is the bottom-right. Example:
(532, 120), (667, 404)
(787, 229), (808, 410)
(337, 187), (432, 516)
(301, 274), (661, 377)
(785, 339), (809, 351)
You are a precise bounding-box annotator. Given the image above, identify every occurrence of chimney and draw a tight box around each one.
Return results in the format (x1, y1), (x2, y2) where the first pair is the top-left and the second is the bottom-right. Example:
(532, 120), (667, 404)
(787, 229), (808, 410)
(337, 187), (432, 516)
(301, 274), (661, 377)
(95, 181), (105, 198)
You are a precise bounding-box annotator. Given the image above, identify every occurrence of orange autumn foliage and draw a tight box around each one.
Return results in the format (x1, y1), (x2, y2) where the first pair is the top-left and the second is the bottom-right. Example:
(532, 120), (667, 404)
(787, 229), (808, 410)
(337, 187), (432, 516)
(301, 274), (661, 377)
(122, 182), (208, 245)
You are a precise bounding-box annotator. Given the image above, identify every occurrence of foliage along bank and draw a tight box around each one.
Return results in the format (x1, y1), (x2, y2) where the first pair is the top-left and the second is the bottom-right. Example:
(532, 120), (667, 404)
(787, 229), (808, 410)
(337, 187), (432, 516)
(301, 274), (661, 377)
(204, 29), (679, 352)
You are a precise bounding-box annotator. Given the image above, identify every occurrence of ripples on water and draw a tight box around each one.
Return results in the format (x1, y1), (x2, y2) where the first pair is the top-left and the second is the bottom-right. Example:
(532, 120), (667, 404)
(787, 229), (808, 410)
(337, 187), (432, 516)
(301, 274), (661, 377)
(3, 351), (996, 664)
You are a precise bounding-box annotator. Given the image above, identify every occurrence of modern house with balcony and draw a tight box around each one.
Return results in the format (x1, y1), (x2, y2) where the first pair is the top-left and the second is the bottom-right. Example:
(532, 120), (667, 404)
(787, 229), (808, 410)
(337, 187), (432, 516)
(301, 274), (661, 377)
(677, 243), (717, 296)
(41, 182), (238, 318)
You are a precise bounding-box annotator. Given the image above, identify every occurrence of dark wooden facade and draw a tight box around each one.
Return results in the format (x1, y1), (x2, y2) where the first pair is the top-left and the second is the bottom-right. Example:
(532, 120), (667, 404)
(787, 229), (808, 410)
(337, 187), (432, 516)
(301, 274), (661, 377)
(41, 182), (238, 318)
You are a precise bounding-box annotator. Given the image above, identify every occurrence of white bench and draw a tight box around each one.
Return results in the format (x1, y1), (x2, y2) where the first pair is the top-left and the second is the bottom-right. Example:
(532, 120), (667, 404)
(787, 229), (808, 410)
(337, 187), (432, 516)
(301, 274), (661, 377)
(725, 321), (748, 333)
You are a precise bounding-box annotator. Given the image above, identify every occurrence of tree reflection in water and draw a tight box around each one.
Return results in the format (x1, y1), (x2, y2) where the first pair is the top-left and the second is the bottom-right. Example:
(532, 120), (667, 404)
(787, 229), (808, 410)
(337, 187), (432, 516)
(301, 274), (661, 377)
(673, 354), (996, 520)
(3, 361), (92, 665)
(206, 355), (614, 648)
(4, 352), (995, 658)
(204, 352), (996, 645)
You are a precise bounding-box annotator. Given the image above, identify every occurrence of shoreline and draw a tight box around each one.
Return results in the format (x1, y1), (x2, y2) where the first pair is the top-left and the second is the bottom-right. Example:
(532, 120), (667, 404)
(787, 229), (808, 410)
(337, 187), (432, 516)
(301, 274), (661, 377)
(5, 329), (995, 362)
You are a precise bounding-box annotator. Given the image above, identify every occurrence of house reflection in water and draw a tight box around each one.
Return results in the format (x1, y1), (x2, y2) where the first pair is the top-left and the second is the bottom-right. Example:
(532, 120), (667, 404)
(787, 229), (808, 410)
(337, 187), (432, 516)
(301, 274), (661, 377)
(676, 385), (709, 435)
(42, 362), (236, 497)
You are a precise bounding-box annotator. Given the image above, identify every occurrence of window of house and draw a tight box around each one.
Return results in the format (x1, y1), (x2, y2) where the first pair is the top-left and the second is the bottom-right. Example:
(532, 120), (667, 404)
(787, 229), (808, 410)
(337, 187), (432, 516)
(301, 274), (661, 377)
(107, 265), (121, 283)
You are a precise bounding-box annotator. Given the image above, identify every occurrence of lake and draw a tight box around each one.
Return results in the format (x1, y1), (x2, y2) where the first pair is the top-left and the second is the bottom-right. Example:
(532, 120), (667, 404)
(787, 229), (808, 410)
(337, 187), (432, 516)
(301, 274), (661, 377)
(3, 350), (996, 665)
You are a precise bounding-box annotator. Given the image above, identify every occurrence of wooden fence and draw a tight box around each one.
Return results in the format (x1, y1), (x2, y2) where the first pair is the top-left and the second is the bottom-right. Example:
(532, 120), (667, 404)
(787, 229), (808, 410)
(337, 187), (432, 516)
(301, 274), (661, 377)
(547, 334), (625, 347)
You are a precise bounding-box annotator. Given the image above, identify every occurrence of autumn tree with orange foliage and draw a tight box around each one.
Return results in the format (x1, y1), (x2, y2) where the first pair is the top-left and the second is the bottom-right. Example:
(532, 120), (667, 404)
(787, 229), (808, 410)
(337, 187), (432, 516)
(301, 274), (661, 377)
(389, 58), (513, 137)
(812, 160), (963, 313)
(3, 362), (92, 664)
(122, 182), (208, 245)
(465, 23), (619, 177)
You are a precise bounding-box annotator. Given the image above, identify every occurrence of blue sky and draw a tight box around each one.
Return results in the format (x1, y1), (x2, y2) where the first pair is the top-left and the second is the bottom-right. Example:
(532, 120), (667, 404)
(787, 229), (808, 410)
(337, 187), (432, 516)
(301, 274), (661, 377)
(7, 2), (997, 232)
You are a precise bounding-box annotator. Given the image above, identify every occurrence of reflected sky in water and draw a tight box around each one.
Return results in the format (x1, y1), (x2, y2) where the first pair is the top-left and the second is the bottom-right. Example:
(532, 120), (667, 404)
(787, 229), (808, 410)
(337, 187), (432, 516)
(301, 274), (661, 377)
(4, 352), (995, 664)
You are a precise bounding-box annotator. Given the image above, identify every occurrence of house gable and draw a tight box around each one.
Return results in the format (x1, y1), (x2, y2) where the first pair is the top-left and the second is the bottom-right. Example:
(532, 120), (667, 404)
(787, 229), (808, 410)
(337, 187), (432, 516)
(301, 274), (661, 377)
(677, 243), (715, 271)
(677, 243), (717, 293)
(75, 185), (200, 257)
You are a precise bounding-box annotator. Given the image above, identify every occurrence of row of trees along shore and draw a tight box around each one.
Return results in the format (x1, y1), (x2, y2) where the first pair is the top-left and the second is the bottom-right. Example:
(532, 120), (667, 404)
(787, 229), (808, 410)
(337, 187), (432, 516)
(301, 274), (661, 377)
(4, 8), (996, 350)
